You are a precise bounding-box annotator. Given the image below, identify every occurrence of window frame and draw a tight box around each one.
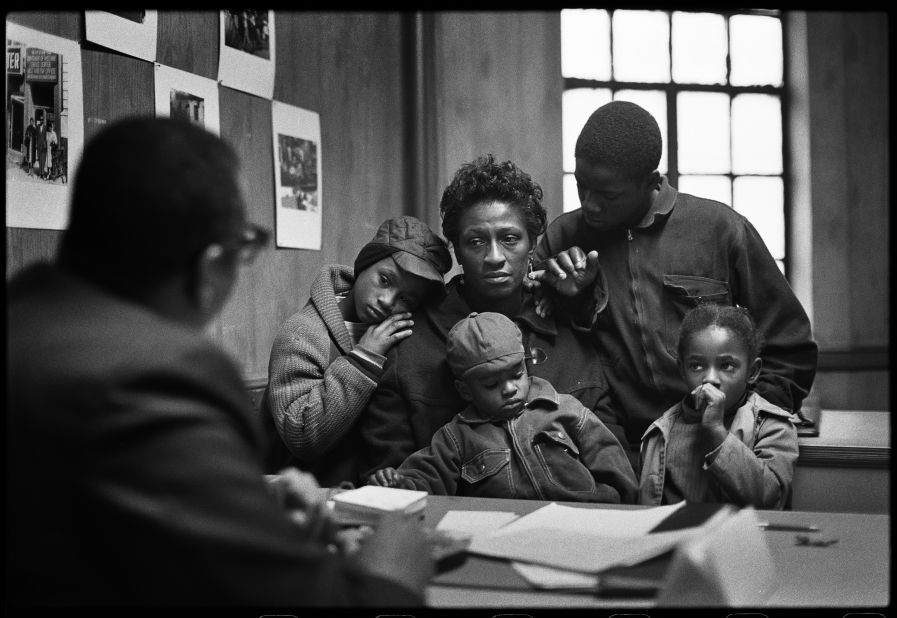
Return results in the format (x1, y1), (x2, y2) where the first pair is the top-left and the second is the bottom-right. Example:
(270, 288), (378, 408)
(561, 8), (792, 277)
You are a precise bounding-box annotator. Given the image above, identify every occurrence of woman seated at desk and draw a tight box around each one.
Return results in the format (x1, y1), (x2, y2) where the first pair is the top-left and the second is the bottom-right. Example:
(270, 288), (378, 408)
(359, 154), (614, 480)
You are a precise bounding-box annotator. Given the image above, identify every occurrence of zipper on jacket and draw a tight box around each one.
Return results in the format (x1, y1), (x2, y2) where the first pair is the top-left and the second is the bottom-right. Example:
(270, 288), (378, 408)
(627, 229), (633, 241)
(507, 419), (545, 500)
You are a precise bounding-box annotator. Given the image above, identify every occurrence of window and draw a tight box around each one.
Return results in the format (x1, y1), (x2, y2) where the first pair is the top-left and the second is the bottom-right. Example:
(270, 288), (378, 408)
(561, 9), (787, 273)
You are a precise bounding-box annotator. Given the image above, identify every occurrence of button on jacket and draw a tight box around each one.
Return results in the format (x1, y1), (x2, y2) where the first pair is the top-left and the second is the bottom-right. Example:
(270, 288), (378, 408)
(535, 177), (818, 451)
(395, 377), (638, 503)
(638, 391), (799, 509)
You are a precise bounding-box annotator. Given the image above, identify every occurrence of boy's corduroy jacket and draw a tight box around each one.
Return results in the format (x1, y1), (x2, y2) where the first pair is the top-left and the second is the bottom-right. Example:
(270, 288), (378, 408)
(638, 391), (799, 509)
(395, 377), (638, 503)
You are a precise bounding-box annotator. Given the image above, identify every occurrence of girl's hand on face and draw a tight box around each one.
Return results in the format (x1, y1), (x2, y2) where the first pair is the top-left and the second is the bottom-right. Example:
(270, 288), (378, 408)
(693, 383), (729, 450)
(357, 312), (414, 356)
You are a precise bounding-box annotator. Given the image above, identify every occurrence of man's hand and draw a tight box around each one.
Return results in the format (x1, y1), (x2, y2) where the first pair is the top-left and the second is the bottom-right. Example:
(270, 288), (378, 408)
(525, 248), (600, 298)
(265, 468), (339, 545)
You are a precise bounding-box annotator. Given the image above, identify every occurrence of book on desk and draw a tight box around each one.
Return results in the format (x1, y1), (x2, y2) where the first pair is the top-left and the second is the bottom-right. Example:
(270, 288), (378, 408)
(330, 485), (427, 526)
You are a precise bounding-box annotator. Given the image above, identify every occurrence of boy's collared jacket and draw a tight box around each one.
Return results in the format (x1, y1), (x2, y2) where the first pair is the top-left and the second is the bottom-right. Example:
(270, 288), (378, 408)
(535, 176), (818, 452)
(360, 275), (614, 479)
(638, 391), (799, 509)
(394, 377), (638, 503)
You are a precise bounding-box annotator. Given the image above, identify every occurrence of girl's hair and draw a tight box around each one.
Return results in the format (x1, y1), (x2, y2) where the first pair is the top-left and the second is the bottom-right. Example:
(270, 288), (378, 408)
(439, 154), (547, 247)
(677, 303), (764, 360)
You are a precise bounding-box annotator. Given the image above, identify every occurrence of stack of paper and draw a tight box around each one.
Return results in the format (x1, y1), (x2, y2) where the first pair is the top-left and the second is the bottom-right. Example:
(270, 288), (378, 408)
(330, 485), (427, 526)
(465, 502), (734, 590)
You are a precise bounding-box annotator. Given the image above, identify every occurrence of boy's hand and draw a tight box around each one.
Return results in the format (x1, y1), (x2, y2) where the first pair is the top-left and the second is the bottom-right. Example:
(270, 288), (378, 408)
(526, 248), (600, 297)
(368, 467), (405, 487)
(692, 384), (728, 451)
(358, 312), (414, 356)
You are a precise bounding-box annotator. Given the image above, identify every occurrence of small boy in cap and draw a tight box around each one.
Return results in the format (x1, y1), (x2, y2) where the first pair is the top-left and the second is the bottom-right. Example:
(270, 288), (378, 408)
(265, 215), (452, 487)
(368, 312), (638, 503)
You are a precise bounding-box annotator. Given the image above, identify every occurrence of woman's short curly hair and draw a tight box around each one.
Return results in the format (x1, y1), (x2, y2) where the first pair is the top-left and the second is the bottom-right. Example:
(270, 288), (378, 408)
(575, 100), (662, 180)
(439, 154), (547, 247)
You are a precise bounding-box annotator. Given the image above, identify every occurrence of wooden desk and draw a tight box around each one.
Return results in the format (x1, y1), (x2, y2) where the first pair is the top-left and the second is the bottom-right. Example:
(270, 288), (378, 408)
(423, 495), (890, 609)
(794, 409), (890, 513)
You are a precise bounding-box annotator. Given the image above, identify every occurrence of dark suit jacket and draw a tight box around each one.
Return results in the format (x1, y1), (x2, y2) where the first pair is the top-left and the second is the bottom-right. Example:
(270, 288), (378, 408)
(6, 263), (419, 607)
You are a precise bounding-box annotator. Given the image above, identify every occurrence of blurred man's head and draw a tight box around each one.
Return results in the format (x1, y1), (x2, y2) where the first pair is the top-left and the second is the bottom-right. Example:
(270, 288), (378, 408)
(58, 116), (268, 325)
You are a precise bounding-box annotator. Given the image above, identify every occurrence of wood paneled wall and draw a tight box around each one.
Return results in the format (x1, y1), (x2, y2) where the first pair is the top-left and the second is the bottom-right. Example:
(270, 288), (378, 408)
(429, 12), (564, 232)
(800, 12), (890, 410)
(6, 11), (563, 387)
(6, 12), (888, 409)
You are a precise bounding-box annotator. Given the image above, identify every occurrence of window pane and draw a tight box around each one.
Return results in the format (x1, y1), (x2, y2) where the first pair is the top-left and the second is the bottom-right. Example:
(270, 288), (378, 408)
(563, 173), (580, 213)
(614, 89), (668, 175)
(561, 9), (611, 80)
(563, 88), (612, 172)
(732, 93), (782, 174)
(677, 91), (730, 174)
(729, 14), (783, 86)
(733, 176), (785, 260)
(677, 175), (731, 206)
(671, 11), (727, 85)
(612, 10), (670, 82)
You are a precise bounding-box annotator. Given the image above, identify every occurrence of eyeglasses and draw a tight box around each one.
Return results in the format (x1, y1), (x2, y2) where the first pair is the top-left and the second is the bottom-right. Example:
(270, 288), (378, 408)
(219, 222), (271, 264)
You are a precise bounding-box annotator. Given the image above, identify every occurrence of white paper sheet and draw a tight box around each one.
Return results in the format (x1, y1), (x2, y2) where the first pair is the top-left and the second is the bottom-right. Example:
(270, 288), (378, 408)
(486, 502), (685, 539)
(468, 525), (700, 574)
(512, 562), (600, 589)
(435, 511), (519, 538)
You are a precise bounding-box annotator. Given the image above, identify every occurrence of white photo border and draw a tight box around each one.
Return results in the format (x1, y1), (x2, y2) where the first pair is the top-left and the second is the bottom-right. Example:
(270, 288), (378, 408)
(84, 10), (158, 63)
(154, 64), (221, 136)
(218, 10), (276, 99)
(271, 101), (322, 250)
(6, 22), (84, 230)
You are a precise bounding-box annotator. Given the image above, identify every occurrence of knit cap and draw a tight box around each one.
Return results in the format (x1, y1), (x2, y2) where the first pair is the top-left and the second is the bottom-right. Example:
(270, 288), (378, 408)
(446, 312), (525, 379)
(353, 215), (451, 286)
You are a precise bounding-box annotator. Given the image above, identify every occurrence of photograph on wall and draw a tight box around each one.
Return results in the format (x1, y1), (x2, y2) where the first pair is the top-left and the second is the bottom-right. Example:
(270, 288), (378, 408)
(153, 64), (220, 136)
(6, 22), (84, 230)
(271, 101), (322, 250)
(84, 10), (158, 62)
(218, 10), (275, 99)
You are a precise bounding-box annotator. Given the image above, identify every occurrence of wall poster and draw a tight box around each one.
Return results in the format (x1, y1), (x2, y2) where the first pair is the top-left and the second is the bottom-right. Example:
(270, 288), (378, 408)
(84, 10), (158, 62)
(271, 101), (322, 250)
(154, 64), (221, 136)
(6, 22), (84, 230)
(218, 10), (275, 99)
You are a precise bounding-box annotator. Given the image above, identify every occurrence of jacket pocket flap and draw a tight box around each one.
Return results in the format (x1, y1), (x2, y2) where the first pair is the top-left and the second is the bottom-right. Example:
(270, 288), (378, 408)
(533, 429), (580, 456)
(662, 274), (730, 302)
(461, 449), (510, 483)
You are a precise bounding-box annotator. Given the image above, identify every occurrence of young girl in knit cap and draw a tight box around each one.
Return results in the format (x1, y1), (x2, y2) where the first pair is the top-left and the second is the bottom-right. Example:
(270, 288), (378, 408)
(368, 311), (638, 503)
(638, 303), (799, 509)
(264, 215), (451, 487)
